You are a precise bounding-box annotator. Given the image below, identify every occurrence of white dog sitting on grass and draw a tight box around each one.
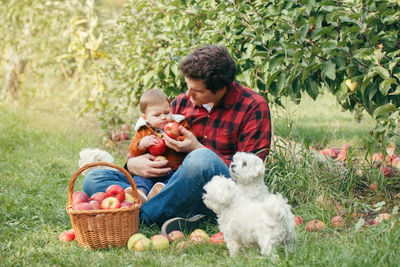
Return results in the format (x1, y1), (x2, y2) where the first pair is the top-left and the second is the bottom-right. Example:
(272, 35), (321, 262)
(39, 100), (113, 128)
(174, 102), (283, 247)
(202, 152), (296, 257)
(78, 148), (114, 175)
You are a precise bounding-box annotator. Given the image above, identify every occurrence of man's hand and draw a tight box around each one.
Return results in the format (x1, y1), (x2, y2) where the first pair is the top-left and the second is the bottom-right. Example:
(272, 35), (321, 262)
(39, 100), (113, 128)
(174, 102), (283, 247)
(126, 154), (171, 178)
(163, 126), (204, 153)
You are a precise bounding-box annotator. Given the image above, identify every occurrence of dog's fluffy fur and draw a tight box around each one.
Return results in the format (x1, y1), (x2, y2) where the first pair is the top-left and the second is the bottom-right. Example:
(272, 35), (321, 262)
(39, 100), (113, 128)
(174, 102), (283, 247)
(78, 148), (114, 175)
(203, 152), (295, 257)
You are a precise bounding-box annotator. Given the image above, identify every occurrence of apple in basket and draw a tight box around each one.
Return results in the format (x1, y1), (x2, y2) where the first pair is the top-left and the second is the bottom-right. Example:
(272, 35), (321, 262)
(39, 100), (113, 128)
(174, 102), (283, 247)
(120, 201), (133, 208)
(89, 192), (106, 203)
(73, 202), (94, 211)
(72, 191), (89, 207)
(101, 197), (121, 209)
(89, 200), (101, 210)
(105, 184), (125, 202)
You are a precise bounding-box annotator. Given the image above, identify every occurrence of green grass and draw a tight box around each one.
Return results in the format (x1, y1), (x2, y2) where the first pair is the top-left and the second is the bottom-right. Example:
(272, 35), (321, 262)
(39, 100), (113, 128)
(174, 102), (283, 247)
(1, 96), (400, 267)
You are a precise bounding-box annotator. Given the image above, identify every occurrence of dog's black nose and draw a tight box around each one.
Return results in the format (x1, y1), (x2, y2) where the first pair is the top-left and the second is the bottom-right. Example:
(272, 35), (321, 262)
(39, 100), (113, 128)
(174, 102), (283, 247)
(230, 163), (236, 169)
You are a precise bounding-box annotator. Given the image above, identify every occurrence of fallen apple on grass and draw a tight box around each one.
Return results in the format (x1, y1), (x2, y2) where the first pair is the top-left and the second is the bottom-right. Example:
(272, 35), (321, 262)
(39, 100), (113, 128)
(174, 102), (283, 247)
(127, 233), (147, 250)
(105, 184), (125, 202)
(189, 229), (209, 243)
(369, 182), (378, 191)
(59, 229), (75, 242)
(168, 230), (184, 243)
(372, 213), (391, 225)
(331, 216), (344, 228)
(295, 216), (305, 226)
(150, 234), (170, 250)
(134, 237), (153, 252)
(101, 197), (121, 209)
(306, 220), (325, 232)
(209, 232), (225, 245)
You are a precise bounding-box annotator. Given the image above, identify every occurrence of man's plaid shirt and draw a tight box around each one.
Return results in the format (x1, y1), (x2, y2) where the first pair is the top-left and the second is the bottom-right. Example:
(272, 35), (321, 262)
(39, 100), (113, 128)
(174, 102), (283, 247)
(172, 82), (271, 166)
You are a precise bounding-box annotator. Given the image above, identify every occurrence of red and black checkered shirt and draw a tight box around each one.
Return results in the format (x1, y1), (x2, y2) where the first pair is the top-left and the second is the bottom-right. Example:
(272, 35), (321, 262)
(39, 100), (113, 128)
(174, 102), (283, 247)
(171, 82), (271, 166)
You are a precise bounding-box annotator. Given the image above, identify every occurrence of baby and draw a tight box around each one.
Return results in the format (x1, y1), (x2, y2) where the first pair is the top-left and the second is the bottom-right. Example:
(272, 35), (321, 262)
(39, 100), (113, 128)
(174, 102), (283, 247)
(125, 89), (195, 202)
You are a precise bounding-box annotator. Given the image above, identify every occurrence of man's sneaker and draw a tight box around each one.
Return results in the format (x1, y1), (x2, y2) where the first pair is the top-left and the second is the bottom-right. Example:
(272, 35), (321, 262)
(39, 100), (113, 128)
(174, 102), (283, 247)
(125, 187), (147, 203)
(147, 182), (165, 200)
(161, 214), (206, 234)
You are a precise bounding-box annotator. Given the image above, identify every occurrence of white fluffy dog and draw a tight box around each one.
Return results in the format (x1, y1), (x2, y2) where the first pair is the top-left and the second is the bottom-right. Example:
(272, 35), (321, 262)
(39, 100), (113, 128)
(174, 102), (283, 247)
(229, 152), (269, 200)
(202, 152), (295, 257)
(78, 148), (114, 175)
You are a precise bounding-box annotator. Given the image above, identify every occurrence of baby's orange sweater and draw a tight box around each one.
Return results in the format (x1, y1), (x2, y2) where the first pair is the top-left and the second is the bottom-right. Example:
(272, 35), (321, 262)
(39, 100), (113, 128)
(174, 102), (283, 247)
(128, 120), (195, 171)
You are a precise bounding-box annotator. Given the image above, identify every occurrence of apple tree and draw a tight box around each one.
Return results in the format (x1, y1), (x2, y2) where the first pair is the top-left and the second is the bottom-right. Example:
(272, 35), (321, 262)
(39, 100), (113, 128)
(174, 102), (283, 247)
(94, 0), (400, 146)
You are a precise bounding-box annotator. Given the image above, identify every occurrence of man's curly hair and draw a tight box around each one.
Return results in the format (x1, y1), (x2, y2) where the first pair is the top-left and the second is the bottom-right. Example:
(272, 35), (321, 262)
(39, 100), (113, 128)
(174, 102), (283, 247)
(179, 45), (236, 94)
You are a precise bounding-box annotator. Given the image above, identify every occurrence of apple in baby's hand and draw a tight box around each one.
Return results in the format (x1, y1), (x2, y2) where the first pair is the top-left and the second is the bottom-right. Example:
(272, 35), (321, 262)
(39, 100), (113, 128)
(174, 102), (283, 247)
(164, 121), (181, 139)
(89, 200), (101, 210)
(154, 155), (167, 162)
(59, 229), (75, 242)
(150, 234), (170, 250)
(72, 191), (89, 207)
(73, 202), (94, 211)
(168, 230), (184, 243)
(294, 216), (305, 226)
(101, 197), (121, 209)
(105, 184), (125, 202)
(148, 138), (166, 156)
(89, 192), (106, 203)
(189, 229), (209, 243)
(210, 232), (225, 245)
(306, 220), (325, 232)
(120, 201), (133, 208)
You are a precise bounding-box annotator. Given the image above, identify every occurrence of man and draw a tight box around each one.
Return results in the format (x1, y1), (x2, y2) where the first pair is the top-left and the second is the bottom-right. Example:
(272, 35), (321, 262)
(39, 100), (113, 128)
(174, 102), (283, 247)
(83, 45), (271, 233)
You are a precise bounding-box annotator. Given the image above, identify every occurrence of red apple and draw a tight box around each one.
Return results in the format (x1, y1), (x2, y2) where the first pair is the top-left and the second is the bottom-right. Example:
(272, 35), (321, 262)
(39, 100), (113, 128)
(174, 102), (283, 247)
(121, 124), (130, 132)
(73, 202), (94, 211)
(120, 201), (133, 208)
(164, 121), (181, 139)
(101, 197), (121, 209)
(168, 230), (184, 243)
(89, 192), (106, 203)
(105, 184), (125, 202)
(89, 200), (101, 210)
(295, 216), (305, 226)
(189, 229), (209, 243)
(72, 191), (89, 207)
(121, 131), (129, 140)
(306, 220), (325, 232)
(331, 216), (344, 228)
(380, 166), (393, 177)
(320, 148), (336, 158)
(59, 229), (75, 242)
(148, 138), (166, 156)
(150, 234), (170, 250)
(337, 150), (346, 162)
(210, 232), (225, 244)
(386, 155), (397, 165)
(369, 182), (378, 191)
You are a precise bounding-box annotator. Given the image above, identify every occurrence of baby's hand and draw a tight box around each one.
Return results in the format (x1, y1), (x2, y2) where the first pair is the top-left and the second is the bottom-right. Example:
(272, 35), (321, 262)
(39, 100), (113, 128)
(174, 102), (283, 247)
(138, 135), (159, 150)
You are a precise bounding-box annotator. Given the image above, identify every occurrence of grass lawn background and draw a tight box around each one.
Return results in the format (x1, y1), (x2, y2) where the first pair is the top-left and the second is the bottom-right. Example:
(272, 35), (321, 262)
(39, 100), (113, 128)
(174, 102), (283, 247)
(1, 92), (399, 266)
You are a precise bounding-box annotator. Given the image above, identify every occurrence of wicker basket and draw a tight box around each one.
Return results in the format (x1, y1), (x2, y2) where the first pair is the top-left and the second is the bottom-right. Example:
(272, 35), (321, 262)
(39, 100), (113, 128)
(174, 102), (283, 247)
(66, 162), (141, 250)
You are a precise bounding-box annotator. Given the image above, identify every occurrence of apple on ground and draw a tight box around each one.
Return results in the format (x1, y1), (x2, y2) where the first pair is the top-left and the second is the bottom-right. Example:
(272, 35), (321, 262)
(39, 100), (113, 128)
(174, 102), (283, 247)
(306, 220), (325, 232)
(335, 204), (345, 215)
(164, 121), (181, 139)
(391, 157), (400, 169)
(210, 232), (225, 244)
(168, 230), (184, 243)
(120, 201), (133, 208)
(369, 182), (378, 191)
(121, 124), (130, 132)
(73, 202), (94, 211)
(380, 166), (393, 178)
(150, 234), (170, 250)
(89, 192), (106, 203)
(127, 233), (147, 250)
(59, 229), (75, 242)
(294, 216), (305, 226)
(148, 137), (166, 156)
(121, 131), (129, 141)
(161, 233), (172, 242)
(337, 150), (347, 162)
(72, 191), (89, 207)
(386, 155), (398, 166)
(134, 237), (152, 252)
(105, 184), (125, 202)
(189, 229), (209, 243)
(101, 197), (121, 209)
(373, 213), (391, 225)
(320, 148), (335, 158)
(89, 200), (101, 210)
(371, 153), (384, 167)
(331, 216), (344, 228)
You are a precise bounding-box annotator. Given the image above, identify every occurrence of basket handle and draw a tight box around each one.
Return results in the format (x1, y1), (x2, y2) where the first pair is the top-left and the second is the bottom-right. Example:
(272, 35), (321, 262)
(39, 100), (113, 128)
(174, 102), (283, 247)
(68, 162), (139, 202)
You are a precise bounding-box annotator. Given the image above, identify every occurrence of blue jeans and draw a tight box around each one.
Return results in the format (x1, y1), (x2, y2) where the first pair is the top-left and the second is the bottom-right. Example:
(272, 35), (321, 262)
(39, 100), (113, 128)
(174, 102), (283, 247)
(133, 172), (175, 195)
(82, 148), (230, 226)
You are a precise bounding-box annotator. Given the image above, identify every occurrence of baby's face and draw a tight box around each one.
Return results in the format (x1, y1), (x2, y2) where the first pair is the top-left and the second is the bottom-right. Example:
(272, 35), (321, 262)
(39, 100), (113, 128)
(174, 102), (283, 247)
(143, 101), (173, 129)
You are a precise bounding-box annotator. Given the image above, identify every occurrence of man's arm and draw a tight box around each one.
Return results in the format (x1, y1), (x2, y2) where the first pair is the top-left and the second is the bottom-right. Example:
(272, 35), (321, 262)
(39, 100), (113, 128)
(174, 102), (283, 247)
(125, 154), (171, 178)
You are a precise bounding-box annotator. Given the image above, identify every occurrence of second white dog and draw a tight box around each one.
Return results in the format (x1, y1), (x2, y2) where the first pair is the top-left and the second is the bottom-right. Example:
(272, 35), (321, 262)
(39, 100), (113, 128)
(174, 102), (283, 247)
(78, 148), (114, 175)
